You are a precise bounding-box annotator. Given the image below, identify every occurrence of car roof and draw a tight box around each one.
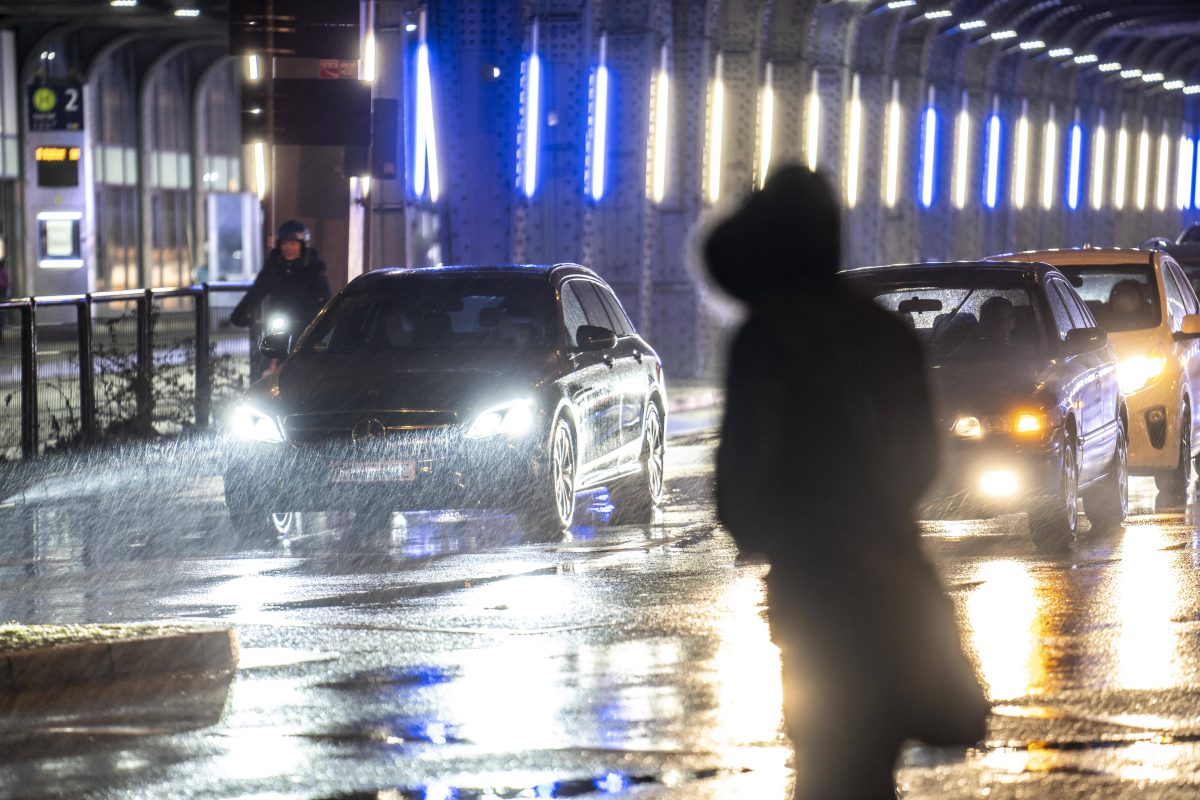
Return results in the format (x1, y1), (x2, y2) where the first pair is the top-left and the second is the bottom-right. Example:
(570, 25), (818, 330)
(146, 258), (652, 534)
(990, 247), (1157, 267)
(841, 259), (1061, 282)
(346, 262), (601, 290)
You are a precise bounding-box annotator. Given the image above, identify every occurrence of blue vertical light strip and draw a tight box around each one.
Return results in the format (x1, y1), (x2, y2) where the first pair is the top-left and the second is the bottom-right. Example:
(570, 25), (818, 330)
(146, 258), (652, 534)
(413, 35), (441, 202)
(1194, 136), (1200, 210)
(519, 21), (542, 199)
(919, 103), (938, 208)
(586, 35), (610, 201)
(984, 111), (1002, 209)
(1067, 121), (1083, 210)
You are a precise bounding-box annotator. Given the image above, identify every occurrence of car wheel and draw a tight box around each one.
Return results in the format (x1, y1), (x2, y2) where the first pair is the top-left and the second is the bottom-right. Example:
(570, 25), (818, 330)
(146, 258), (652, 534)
(519, 416), (576, 538)
(1083, 426), (1128, 533)
(1029, 435), (1078, 552)
(608, 404), (666, 525)
(1155, 409), (1191, 499)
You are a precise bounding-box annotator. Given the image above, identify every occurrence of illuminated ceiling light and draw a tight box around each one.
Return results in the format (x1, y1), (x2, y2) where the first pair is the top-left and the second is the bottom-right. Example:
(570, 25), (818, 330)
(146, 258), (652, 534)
(1163, 80), (1185, 91)
(110, 0), (137, 6)
(253, 141), (267, 201)
(845, 73), (863, 209)
(648, 46), (670, 204)
(586, 35), (611, 202)
(706, 52), (725, 203)
(1177, 136), (1194, 210)
(519, 22), (542, 199)
(1041, 107), (1058, 210)
(246, 54), (260, 81)
(990, 30), (1017, 41)
(1098, 62), (1121, 72)
(1013, 102), (1029, 209)
(414, 33), (441, 202)
(919, 90), (938, 208)
(756, 63), (775, 189)
(1019, 40), (1046, 50)
(1113, 121), (1129, 210)
(1185, 85), (1200, 95)
(1135, 125), (1150, 210)
(983, 105), (1002, 209)
(959, 19), (987, 30)
(805, 71), (820, 171)
(1142, 72), (1164, 83)
(174, 8), (200, 16)
(1067, 120), (1082, 211)
(883, 80), (902, 208)
(405, 23), (418, 32)
(362, 32), (376, 82)
(952, 92), (971, 210)
(1073, 54), (1098, 64)
(1091, 120), (1107, 210)
(887, 0), (916, 8)
(1048, 47), (1073, 58)
(924, 10), (953, 20)
(1120, 68), (1143, 79)
(1155, 131), (1171, 211)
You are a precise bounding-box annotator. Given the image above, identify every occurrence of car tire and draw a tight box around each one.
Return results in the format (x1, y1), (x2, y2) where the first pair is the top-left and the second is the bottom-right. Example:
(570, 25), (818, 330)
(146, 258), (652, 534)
(518, 416), (576, 539)
(1029, 434), (1078, 552)
(1083, 426), (1128, 533)
(608, 404), (666, 526)
(1154, 409), (1191, 499)
(224, 473), (295, 541)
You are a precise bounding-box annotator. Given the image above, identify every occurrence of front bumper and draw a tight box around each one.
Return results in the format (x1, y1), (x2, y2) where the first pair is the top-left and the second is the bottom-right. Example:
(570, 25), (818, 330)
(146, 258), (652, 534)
(921, 438), (1062, 520)
(1124, 380), (1179, 473)
(223, 428), (544, 512)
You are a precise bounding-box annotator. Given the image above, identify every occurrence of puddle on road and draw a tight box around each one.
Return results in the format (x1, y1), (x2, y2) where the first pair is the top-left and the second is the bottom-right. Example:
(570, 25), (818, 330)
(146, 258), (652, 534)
(237, 647), (341, 670)
(319, 665), (457, 690)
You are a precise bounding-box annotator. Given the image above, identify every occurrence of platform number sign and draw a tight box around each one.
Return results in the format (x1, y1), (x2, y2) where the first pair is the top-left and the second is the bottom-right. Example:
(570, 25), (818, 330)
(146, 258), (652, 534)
(28, 81), (84, 131)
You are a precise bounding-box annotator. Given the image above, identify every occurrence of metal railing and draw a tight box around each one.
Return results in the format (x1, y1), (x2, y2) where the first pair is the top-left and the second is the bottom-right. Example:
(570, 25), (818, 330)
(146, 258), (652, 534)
(0, 282), (255, 460)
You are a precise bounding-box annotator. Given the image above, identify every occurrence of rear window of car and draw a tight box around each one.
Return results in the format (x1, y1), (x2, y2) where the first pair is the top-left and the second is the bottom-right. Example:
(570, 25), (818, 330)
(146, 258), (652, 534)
(301, 276), (553, 354)
(1052, 263), (1161, 333)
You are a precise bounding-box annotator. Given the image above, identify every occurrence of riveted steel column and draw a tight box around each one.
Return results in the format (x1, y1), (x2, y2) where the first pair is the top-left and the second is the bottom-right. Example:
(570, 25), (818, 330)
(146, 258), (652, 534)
(194, 286), (211, 428)
(20, 303), (36, 458)
(136, 289), (152, 430)
(76, 296), (96, 440)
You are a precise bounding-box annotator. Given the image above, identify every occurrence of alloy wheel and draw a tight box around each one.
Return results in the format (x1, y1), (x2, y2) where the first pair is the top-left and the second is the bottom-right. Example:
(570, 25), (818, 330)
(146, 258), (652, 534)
(552, 421), (576, 526)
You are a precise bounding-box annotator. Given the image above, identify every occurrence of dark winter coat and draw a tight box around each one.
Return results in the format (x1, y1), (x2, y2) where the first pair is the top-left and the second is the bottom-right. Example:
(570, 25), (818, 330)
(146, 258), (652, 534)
(231, 248), (332, 331)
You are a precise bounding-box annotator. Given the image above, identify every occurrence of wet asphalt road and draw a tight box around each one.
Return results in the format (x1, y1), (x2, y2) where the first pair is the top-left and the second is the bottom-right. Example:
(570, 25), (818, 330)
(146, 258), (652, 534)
(3, 413), (1200, 798)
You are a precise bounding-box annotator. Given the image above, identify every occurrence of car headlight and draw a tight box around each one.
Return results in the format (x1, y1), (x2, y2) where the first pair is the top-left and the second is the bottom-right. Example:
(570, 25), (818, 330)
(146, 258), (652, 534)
(267, 314), (289, 333)
(230, 403), (285, 443)
(1117, 355), (1167, 395)
(952, 411), (1047, 438)
(953, 416), (983, 438)
(466, 399), (535, 439)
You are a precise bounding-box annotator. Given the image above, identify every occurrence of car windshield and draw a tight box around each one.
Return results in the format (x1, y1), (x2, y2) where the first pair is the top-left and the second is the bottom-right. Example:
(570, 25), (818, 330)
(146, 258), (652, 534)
(1053, 263), (1160, 333)
(866, 283), (1043, 363)
(301, 275), (554, 355)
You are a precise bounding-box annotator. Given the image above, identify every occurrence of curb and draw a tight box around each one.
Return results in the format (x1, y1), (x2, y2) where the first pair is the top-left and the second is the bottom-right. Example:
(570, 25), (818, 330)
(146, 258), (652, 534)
(0, 627), (239, 691)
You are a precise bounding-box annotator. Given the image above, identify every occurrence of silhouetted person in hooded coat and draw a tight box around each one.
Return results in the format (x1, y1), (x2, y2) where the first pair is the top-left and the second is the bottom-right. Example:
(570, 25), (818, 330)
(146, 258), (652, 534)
(704, 166), (988, 800)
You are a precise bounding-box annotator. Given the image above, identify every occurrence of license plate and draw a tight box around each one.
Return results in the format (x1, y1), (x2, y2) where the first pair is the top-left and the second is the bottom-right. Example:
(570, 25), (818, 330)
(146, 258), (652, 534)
(330, 460), (417, 483)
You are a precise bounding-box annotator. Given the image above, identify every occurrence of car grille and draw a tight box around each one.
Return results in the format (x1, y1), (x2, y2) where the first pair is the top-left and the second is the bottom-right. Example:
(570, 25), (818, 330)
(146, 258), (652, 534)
(283, 410), (459, 445)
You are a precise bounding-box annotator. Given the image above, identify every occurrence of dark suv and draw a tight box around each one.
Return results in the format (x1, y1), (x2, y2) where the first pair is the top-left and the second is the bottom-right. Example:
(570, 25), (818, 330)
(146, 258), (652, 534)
(224, 264), (667, 538)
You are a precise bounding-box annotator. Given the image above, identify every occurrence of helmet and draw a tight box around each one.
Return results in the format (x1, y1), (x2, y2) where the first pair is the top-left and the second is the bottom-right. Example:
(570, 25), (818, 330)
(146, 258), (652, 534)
(276, 220), (310, 245)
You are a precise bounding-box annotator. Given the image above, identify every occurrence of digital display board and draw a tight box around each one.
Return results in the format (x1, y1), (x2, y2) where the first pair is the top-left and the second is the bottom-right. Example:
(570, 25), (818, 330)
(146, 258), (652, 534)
(35, 145), (80, 187)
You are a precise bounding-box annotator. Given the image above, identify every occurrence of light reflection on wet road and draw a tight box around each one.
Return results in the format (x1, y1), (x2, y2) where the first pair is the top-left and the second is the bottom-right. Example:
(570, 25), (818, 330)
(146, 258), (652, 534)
(4, 416), (1200, 797)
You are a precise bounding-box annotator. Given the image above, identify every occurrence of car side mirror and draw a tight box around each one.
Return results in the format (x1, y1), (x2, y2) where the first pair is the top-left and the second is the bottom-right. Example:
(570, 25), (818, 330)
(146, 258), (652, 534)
(1176, 313), (1200, 340)
(260, 330), (292, 360)
(575, 324), (617, 352)
(1063, 326), (1107, 356)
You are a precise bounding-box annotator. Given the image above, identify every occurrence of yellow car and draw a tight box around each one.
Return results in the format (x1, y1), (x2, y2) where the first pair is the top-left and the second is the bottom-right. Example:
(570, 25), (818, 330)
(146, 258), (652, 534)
(991, 247), (1200, 498)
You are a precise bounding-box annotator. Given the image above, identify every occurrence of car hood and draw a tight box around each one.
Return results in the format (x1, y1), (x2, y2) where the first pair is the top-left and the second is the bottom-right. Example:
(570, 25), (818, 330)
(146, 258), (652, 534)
(1106, 327), (1167, 361)
(268, 350), (545, 418)
(929, 360), (1050, 420)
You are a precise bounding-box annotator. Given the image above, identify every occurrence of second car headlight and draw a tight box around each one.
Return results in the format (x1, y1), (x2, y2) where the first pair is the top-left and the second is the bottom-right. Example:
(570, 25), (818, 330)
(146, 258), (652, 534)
(230, 403), (285, 443)
(1117, 355), (1167, 395)
(952, 411), (1047, 439)
(466, 399), (535, 439)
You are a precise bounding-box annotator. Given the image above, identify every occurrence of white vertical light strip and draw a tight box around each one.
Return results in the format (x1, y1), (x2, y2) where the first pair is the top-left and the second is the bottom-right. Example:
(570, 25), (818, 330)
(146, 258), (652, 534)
(919, 88), (938, 208)
(1041, 105), (1057, 210)
(648, 45), (669, 203)
(1091, 114), (1107, 210)
(805, 71), (820, 171)
(845, 73), (863, 209)
(1135, 122), (1150, 211)
(415, 35), (441, 202)
(587, 34), (610, 202)
(757, 63), (775, 188)
(520, 21), (542, 199)
(363, 34), (376, 82)
(247, 54), (260, 81)
(705, 53), (725, 203)
(1177, 135), (1194, 210)
(361, 0), (376, 82)
(1114, 117), (1129, 210)
(1155, 130), (1171, 211)
(1013, 99), (1029, 209)
(952, 93), (971, 209)
(983, 100), (1001, 209)
(1194, 138), (1200, 211)
(253, 141), (267, 200)
(1067, 118), (1082, 211)
(883, 79), (901, 208)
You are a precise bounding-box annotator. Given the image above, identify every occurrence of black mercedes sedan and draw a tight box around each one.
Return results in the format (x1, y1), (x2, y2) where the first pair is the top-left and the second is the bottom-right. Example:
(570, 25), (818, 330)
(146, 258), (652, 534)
(843, 261), (1127, 550)
(223, 264), (667, 539)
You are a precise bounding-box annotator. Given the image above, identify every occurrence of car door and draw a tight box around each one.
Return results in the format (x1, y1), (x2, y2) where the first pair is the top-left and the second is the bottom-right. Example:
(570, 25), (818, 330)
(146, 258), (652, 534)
(560, 279), (623, 476)
(1060, 281), (1120, 480)
(593, 283), (650, 461)
(1046, 279), (1103, 478)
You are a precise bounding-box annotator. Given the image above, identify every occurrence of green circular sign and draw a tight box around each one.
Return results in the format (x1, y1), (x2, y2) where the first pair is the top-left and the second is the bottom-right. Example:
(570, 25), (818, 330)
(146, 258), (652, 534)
(32, 87), (56, 113)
